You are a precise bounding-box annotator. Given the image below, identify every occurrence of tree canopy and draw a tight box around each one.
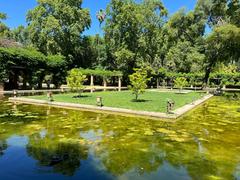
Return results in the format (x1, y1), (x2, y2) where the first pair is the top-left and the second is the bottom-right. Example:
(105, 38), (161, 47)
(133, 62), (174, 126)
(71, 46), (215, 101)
(0, 0), (240, 89)
(27, 0), (91, 60)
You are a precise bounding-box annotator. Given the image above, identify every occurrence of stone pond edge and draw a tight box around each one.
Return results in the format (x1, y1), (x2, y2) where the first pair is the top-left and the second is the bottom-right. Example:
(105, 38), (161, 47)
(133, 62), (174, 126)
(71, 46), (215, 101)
(9, 94), (213, 120)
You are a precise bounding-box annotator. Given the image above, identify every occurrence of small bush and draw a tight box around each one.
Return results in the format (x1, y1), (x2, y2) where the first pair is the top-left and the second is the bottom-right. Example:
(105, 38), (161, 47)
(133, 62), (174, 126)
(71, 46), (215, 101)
(67, 69), (87, 97)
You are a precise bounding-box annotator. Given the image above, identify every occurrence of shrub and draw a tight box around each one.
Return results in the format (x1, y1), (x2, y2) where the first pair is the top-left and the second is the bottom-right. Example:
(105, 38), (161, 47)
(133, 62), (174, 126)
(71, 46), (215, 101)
(67, 69), (87, 97)
(174, 77), (188, 91)
(128, 68), (151, 101)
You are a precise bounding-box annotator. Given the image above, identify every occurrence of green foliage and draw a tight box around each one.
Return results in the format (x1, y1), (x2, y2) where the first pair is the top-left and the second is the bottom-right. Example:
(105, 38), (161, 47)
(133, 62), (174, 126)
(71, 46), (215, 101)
(0, 46), (66, 88)
(161, 5), (207, 74)
(0, 13), (7, 20)
(27, 0), (91, 58)
(174, 77), (188, 91)
(158, 67), (168, 79)
(129, 68), (151, 100)
(1, 1), (240, 87)
(46, 55), (67, 88)
(114, 48), (135, 74)
(0, 12), (10, 38)
(79, 35), (107, 69)
(104, 0), (167, 74)
(204, 24), (240, 84)
(205, 0), (240, 27)
(79, 68), (122, 77)
(67, 69), (87, 97)
(0, 47), (45, 66)
(9, 26), (30, 45)
(209, 72), (240, 87)
(166, 41), (205, 73)
(0, 65), (7, 82)
(46, 55), (66, 68)
(215, 63), (238, 73)
(206, 24), (240, 62)
(164, 7), (206, 45)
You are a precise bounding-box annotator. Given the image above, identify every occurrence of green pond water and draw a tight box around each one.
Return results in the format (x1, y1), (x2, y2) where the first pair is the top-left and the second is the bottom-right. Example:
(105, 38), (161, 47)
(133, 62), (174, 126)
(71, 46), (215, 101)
(0, 93), (239, 180)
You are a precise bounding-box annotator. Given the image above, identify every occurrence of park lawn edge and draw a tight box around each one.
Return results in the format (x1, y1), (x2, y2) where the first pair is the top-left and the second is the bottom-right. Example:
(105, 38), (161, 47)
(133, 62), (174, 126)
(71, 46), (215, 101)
(8, 91), (213, 119)
(24, 91), (204, 112)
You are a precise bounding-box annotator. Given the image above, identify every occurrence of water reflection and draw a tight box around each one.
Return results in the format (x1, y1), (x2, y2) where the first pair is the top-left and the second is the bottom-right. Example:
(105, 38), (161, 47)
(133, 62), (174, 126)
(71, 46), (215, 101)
(27, 132), (88, 176)
(0, 140), (7, 156)
(0, 94), (239, 179)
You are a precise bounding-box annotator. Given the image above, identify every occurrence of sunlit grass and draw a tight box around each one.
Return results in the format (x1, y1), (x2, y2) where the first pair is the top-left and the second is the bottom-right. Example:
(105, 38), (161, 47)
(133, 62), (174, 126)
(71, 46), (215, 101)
(29, 90), (203, 113)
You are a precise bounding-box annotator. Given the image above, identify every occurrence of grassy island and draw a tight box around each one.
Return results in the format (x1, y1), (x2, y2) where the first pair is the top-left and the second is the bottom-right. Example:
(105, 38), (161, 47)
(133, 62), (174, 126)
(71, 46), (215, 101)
(28, 91), (203, 113)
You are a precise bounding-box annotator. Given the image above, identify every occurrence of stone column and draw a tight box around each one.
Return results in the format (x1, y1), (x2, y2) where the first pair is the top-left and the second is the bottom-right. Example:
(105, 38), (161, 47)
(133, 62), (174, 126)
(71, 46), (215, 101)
(90, 75), (94, 93)
(103, 78), (107, 91)
(118, 77), (122, 91)
(90, 75), (94, 86)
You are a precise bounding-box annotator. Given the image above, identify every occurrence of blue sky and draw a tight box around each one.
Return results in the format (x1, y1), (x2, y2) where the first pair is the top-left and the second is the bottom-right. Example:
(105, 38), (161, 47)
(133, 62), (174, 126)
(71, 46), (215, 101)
(1, 0), (197, 35)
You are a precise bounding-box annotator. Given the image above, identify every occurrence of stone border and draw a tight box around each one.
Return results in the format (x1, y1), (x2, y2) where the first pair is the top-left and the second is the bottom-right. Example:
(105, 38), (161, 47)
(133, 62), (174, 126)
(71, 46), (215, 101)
(9, 94), (213, 120)
(173, 94), (213, 118)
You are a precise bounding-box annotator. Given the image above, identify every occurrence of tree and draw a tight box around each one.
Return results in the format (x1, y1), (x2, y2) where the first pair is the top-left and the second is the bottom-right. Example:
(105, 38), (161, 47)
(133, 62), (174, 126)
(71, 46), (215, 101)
(104, 0), (167, 76)
(203, 24), (240, 84)
(158, 4), (208, 76)
(67, 69), (87, 98)
(137, 0), (167, 67)
(163, 7), (206, 47)
(205, 0), (240, 27)
(0, 12), (10, 38)
(166, 41), (205, 73)
(27, 0), (91, 60)
(174, 77), (188, 92)
(128, 68), (151, 101)
(104, 0), (141, 74)
(46, 55), (67, 88)
(227, 0), (240, 26)
(78, 35), (107, 69)
(10, 26), (30, 46)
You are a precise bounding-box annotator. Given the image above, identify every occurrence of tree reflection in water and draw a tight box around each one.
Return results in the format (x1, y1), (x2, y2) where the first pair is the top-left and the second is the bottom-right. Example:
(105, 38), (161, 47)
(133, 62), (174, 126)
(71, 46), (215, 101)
(0, 94), (239, 179)
(0, 139), (7, 156)
(27, 133), (88, 176)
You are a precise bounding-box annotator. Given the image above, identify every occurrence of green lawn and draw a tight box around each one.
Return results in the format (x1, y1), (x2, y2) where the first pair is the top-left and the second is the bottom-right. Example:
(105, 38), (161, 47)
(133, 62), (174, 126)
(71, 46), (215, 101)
(28, 90), (203, 113)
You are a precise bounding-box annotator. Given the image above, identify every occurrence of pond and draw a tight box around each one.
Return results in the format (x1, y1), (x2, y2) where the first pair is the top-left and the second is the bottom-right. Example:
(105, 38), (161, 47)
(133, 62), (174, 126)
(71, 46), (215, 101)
(0, 93), (239, 180)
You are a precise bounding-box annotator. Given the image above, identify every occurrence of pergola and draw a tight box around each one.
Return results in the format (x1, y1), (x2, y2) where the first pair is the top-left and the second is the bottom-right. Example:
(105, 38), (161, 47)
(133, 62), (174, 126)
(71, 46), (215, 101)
(79, 69), (123, 92)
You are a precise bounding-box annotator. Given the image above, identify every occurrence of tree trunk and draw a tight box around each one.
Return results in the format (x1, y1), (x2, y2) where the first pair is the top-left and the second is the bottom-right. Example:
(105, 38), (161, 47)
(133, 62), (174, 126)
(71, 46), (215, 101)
(135, 94), (138, 101)
(38, 82), (42, 89)
(47, 82), (50, 89)
(203, 67), (211, 88)
(157, 78), (159, 89)
(203, 53), (217, 88)
(38, 75), (44, 89)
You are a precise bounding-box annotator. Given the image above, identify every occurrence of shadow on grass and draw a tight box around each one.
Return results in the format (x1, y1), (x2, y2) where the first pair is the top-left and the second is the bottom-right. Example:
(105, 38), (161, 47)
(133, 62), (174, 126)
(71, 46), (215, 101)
(131, 99), (152, 103)
(72, 95), (91, 98)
